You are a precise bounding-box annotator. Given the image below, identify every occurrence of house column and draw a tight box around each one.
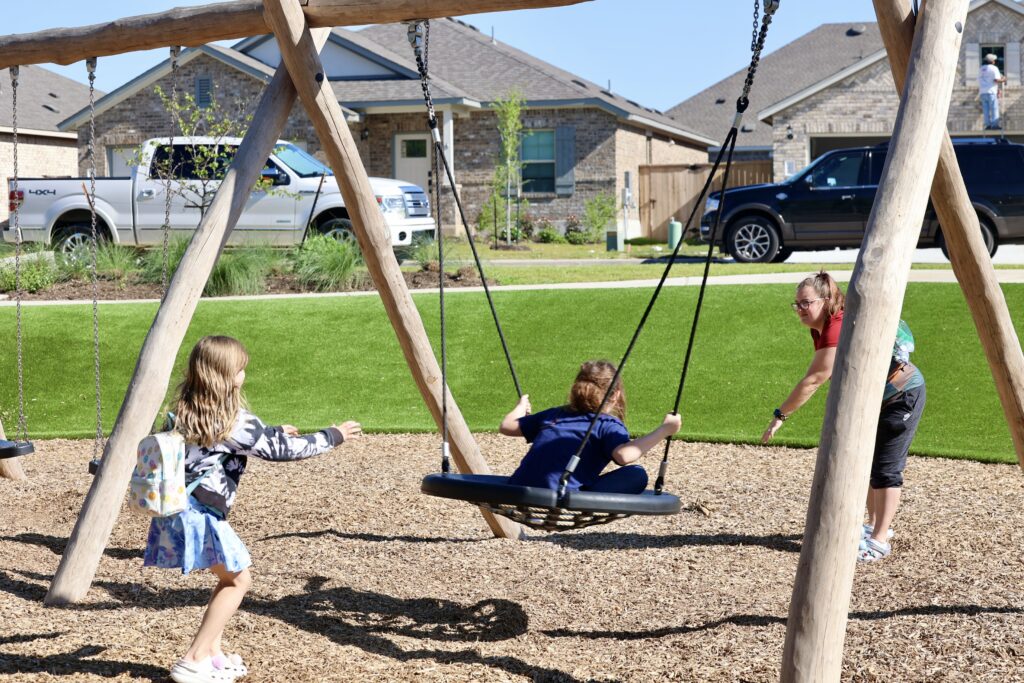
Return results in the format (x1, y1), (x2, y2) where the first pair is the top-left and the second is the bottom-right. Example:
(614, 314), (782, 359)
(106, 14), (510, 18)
(438, 107), (463, 234)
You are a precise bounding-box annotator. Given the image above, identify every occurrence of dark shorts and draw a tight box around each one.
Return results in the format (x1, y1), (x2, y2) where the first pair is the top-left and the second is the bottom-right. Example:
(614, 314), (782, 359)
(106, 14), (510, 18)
(872, 384), (926, 489)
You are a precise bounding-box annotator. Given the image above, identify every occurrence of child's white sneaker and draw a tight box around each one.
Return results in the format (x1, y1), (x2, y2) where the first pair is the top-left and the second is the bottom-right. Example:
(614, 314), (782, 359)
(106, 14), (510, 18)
(861, 524), (895, 542)
(169, 657), (236, 683)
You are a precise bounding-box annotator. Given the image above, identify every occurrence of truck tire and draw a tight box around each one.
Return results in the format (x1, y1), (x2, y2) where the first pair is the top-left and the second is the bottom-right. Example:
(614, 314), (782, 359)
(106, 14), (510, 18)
(726, 216), (780, 263)
(53, 224), (100, 255)
(771, 247), (794, 263)
(937, 219), (997, 259)
(317, 217), (356, 244)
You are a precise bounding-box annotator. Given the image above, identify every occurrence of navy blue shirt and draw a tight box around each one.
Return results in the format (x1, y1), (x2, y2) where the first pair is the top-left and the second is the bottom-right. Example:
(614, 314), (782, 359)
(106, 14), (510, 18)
(508, 407), (631, 491)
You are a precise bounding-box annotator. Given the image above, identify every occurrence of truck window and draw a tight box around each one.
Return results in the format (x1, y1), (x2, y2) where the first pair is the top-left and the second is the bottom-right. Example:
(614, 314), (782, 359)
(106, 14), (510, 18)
(806, 152), (865, 189)
(149, 144), (237, 182)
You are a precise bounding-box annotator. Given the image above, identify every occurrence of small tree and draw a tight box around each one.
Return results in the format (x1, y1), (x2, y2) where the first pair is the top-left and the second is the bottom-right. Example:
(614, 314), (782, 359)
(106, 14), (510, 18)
(131, 84), (276, 219)
(486, 88), (525, 243)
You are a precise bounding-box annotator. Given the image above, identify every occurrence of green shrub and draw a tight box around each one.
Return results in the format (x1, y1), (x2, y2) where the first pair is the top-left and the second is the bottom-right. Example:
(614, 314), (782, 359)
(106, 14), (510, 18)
(292, 234), (363, 291)
(95, 242), (142, 282)
(408, 234), (457, 271)
(564, 213), (599, 245)
(55, 248), (90, 282)
(477, 190), (526, 243)
(583, 192), (618, 236)
(535, 222), (565, 244)
(625, 236), (662, 246)
(140, 237), (189, 284)
(0, 253), (58, 293)
(205, 246), (278, 297)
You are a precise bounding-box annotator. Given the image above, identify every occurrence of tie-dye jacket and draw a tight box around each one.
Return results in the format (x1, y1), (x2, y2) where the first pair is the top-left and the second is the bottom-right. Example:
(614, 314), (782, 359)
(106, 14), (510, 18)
(883, 320), (925, 403)
(185, 409), (343, 517)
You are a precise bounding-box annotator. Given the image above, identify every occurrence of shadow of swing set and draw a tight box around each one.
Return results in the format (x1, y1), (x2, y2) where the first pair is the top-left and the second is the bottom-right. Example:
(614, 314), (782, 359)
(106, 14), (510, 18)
(1, 0), (1024, 681)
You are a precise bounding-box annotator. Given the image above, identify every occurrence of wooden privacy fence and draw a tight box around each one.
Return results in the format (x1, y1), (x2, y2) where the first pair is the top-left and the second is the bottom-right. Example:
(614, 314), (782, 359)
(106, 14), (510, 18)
(638, 160), (773, 241)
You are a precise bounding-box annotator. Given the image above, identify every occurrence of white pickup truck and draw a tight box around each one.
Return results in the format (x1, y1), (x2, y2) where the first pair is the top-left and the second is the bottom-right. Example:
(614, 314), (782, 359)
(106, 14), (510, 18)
(4, 136), (435, 251)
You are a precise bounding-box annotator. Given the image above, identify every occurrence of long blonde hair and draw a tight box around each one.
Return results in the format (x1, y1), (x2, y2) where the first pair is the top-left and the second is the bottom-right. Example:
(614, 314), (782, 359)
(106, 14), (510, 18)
(798, 270), (846, 317)
(567, 360), (626, 421)
(174, 335), (249, 447)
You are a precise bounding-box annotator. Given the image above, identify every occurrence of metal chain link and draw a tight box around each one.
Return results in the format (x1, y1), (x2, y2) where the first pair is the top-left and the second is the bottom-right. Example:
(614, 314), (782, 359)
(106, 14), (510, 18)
(736, 1), (778, 116)
(11, 66), (27, 443)
(87, 57), (104, 459)
(751, 0), (760, 52)
(162, 47), (180, 294)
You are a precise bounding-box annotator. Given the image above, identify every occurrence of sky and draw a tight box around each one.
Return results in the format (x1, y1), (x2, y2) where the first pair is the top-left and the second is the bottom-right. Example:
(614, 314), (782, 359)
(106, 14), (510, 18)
(7, 0), (881, 111)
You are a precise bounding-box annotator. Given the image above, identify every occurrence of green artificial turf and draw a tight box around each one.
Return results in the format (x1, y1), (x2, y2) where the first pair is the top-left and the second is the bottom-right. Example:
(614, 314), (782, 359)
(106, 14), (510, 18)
(1, 283), (1021, 464)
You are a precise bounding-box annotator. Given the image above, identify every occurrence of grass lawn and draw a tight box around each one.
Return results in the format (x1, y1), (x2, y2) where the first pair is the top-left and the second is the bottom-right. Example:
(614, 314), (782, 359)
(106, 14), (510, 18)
(1, 282), (1021, 464)
(443, 239), (709, 260)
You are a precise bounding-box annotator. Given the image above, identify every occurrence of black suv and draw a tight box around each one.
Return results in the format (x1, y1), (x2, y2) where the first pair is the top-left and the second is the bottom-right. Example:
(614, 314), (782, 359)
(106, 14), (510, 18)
(700, 138), (1021, 262)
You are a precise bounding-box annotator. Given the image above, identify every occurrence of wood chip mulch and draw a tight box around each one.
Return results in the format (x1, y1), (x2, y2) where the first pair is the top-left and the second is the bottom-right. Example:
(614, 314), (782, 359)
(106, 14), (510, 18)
(2, 435), (1023, 682)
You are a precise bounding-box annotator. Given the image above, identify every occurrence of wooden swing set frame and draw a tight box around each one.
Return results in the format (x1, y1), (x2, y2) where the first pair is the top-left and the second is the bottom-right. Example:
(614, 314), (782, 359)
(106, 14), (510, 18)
(0, 0), (1020, 680)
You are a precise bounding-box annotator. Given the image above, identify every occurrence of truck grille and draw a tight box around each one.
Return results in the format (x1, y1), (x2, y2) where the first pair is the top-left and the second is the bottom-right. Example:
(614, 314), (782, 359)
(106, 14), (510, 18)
(403, 191), (430, 218)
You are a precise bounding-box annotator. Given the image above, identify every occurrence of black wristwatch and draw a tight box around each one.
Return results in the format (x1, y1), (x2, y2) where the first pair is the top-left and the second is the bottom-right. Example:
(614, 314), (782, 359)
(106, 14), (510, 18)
(773, 407), (788, 422)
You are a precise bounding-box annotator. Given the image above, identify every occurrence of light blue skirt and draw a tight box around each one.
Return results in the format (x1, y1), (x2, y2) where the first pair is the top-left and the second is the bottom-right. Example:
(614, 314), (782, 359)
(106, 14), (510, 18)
(143, 496), (251, 575)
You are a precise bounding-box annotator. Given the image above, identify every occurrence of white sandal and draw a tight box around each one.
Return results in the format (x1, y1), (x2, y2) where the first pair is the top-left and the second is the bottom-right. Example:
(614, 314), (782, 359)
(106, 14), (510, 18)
(213, 653), (248, 678)
(169, 657), (237, 683)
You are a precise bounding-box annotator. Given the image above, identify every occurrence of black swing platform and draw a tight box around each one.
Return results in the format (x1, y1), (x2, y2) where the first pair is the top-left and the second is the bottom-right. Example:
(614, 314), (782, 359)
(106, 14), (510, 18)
(422, 473), (681, 532)
(0, 440), (34, 459)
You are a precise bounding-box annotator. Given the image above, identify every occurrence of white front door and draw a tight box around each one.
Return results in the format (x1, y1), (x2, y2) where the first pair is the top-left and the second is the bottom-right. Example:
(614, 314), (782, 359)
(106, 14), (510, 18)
(394, 133), (431, 191)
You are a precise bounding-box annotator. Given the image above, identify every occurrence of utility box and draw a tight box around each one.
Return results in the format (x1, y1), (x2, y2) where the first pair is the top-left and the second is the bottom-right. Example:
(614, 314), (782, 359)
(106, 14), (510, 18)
(668, 218), (683, 249)
(606, 228), (624, 252)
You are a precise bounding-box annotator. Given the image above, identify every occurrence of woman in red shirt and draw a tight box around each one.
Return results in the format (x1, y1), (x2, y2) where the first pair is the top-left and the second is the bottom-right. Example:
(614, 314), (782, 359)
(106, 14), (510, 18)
(762, 271), (926, 563)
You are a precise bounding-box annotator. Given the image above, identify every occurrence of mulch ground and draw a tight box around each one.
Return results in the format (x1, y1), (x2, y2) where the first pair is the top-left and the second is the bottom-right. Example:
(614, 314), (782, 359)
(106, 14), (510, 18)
(2, 435), (1023, 682)
(8, 267), (486, 302)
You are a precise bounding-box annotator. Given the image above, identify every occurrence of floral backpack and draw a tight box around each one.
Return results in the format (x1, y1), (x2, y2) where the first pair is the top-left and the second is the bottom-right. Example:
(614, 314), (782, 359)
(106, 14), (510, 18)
(129, 432), (224, 517)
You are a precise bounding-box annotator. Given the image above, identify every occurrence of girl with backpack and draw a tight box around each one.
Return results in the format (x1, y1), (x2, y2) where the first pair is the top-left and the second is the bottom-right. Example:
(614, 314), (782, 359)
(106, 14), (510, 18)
(143, 335), (361, 683)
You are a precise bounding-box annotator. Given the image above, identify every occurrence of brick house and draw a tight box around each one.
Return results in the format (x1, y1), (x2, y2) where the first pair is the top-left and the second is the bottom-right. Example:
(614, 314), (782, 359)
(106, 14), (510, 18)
(0, 66), (94, 222)
(59, 19), (714, 237)
(669, 0), (1024, 182)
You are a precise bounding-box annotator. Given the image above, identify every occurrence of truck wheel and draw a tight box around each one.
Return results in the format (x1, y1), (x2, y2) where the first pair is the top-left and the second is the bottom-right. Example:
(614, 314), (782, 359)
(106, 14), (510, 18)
(317, 217), (356, 244)
(771, 247), (794, 263)
(726, 217), (780, 263)
(53, 224), (99, 255)
(937, 219), (997, 259)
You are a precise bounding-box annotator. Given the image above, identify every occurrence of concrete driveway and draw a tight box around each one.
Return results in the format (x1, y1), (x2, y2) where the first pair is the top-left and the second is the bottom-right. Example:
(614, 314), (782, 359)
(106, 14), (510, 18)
(785, 245), (1024, 265)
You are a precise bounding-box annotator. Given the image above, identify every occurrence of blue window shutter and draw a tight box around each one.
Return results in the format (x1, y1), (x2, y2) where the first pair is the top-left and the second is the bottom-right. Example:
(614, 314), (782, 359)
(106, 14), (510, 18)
(555, 125), (575, 197)
(195, 76), (213, 109)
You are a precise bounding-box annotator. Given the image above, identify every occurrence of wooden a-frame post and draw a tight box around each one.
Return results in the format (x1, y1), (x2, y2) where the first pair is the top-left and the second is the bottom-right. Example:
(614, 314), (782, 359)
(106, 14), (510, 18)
(875, 0), (1024, 468)
(261, 0), (522, 540)
(780, 1), (967, 680)
(0, 419), (27, 481)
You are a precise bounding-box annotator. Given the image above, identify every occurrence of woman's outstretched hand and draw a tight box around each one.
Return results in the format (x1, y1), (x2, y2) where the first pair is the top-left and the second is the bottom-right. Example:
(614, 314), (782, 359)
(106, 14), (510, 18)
(762, 417), (784, 443)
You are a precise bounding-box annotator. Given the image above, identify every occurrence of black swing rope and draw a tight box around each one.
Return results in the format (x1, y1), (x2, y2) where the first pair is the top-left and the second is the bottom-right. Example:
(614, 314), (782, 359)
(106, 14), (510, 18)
(409, 0), (778, 511)
(553, 0), (778, 501)
(407, 21), (524, 474)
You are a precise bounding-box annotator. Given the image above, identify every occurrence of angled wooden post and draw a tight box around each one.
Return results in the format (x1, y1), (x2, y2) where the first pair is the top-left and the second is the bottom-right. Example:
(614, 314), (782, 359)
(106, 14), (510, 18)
(780, 1), (967, 680)
(0, 419), (27, 481)
(262, 0), (522, 540)
(44, 30), (333, 606)
(875, 0), (1024, 469)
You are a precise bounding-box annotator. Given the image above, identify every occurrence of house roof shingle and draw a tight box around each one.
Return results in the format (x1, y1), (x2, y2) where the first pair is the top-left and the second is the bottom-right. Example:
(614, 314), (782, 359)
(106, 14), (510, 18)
(667, 23), (885, 148)
(354, 19), (713, 144)
(0, 64), (96, 133)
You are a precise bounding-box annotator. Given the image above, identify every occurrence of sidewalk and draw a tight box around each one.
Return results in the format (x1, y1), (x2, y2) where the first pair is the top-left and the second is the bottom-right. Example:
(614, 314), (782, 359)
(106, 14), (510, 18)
(4, 268), (1023, 307)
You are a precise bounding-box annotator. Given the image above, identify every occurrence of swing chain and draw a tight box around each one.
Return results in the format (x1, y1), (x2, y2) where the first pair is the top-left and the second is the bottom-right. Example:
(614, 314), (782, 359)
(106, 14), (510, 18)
(407, 21), (440, 142)
(11, 66), (28, 443)
(737, 0), (779, 117)
(86, 56), (104, 458)
(163, 46), (180, 294)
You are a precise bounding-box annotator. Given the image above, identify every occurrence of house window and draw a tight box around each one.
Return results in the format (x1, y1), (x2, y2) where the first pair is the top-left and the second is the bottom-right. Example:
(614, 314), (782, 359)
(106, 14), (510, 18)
(195, 76), (213, 109)
(521, 129), (555, 193)
(981, 45), (1005, 72)
(401, 139), (427, 158)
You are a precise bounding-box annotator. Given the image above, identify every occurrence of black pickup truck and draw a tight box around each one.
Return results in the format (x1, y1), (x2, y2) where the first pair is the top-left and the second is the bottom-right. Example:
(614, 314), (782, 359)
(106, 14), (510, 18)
(700, 138), (1022, 262)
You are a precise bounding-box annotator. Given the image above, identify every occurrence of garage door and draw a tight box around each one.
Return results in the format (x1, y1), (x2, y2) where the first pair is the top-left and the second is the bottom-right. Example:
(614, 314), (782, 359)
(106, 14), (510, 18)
(809, 136), (890, 160)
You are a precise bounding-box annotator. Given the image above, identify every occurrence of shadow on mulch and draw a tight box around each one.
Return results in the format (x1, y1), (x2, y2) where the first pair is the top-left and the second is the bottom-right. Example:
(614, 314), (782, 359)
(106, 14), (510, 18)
(0, 532), (142, 560)
(0, 639), (168, 681)
(542, 605), (1024, 641)
(0, 571), (573, 682)
(537, 531), (803, 553)
(259, 529), (480, 544)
